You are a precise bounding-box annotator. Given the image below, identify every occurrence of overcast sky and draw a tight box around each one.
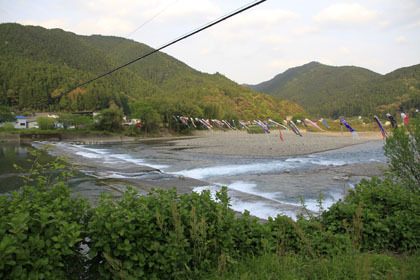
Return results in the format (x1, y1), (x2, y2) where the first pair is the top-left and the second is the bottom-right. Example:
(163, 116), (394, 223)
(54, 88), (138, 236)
(1, 0), (420, 84)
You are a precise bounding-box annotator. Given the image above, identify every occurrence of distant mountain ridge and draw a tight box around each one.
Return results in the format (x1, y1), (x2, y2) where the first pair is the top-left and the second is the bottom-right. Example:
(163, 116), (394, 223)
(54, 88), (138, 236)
(249, 61), (420, 118)
(0, 23), (305, 120)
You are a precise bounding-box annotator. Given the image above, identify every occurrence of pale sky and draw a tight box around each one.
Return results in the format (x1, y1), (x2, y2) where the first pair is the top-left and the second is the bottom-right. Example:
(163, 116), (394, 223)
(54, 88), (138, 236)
(1, 0), (420, 84)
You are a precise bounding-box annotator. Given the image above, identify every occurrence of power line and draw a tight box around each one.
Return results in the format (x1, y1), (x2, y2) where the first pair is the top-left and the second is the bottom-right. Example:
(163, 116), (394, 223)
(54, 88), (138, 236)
(125, 0), (179, 40)
(62, 0), (267, 95)
(108, 0), (179, 51)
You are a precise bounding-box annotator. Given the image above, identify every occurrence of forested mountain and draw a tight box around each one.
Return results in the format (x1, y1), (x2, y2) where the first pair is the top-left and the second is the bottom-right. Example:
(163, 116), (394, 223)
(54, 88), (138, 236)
(0, 23), (305, 121)
(250, 61), (420, 118)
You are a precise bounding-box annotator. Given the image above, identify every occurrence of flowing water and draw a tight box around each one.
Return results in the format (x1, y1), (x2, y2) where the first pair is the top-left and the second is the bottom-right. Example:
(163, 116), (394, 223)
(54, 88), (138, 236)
(0, 139), (386, 220)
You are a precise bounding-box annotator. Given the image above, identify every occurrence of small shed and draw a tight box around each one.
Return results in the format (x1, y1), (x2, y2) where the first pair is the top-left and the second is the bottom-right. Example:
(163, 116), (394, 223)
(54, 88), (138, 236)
(14, 116), (27, 129)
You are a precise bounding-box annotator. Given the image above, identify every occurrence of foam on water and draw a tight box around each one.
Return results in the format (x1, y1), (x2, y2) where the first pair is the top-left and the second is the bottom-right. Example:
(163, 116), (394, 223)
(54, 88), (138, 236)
(277, 190), (345, 214)
(82, 170), (165, 179)
(172, 161), (295, 180)
(110, 153), (168, 169)
(223, 181), (284, 203)
(286, 156), (347, 166)
(171, 152), (380, 180)
(52, 142), (169, 169)
(193, 184), (297, 220)
(193, 182), (348, 220)
(228, 199), (282, 220)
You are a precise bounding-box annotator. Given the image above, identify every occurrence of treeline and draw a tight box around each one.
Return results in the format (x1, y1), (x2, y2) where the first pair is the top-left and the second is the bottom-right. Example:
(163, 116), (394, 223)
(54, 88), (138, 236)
(0, 23), (305, 121)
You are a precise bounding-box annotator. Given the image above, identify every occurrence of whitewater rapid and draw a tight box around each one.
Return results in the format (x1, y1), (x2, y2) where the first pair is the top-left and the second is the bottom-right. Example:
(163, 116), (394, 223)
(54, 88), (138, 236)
(33, 140), (386, 220)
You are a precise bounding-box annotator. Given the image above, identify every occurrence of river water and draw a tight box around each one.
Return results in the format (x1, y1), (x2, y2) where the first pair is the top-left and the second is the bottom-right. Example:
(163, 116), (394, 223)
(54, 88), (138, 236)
(0, 139), (386, 220)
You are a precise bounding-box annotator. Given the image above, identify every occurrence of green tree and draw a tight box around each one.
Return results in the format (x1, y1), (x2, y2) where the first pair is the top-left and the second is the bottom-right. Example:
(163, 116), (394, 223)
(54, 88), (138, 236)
(129, 101), (161, 133)
(58, 114), (92, 129)
(0, 106), (15, 123)
(36, 116), (55, 130)
(94, 104), (123, 132)
(384, 116), (420, 192)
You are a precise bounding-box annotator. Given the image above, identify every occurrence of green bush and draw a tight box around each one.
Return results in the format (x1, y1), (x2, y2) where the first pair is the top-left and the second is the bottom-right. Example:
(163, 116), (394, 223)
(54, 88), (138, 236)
(58, 114), (92, 129)
(87, 187), (257, 279)
(384, 116), (420, 192)
(321, 177), (420, 252)
(1, 122), (15, 131)
(94, 105), (124, 132)
(0, 147), (90, 279)
(36, 116), (55, 130)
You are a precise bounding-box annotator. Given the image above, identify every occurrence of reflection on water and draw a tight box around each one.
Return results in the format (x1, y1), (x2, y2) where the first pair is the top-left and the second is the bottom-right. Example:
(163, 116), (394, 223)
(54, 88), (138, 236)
(0, 143), (32, 193)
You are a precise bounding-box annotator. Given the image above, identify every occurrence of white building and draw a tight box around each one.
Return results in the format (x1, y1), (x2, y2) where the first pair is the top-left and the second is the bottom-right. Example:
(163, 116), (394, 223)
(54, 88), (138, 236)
(14, 116), (27, 129)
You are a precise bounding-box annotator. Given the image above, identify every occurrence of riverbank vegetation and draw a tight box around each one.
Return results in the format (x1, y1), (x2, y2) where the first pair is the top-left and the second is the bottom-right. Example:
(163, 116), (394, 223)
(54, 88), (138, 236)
(1, 118), (419, 279)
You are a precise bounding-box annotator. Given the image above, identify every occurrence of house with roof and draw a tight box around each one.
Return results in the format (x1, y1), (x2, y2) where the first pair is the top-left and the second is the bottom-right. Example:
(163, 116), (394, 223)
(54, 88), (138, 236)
(14, 116), (27, 129)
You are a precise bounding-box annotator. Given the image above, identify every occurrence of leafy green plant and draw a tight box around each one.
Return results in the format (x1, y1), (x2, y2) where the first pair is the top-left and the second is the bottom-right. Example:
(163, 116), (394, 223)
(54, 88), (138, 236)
(0, 146), (90, 279)
(93, 104), (124, 132)
(384, 116), (420, 192)
(0, 106), (15, 123)
(321, 177), (420, 252)
(58, 113), (93, 129)
(36, 116), (55, 130)
(87, 187), (235, 278)
(1, 122), (15, 131)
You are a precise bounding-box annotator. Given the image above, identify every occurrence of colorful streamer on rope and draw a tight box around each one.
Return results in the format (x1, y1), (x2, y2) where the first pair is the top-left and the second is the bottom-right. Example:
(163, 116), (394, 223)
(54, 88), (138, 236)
(340, 118), (359, 139)
(190, 117), (197, 128)
(212, 119), (225, 131)
(268, 119), (289, 130)
(277, 125), (284, 142)
(222, 120), (234, 130)
(239, 120), (250, 131)
(321, 118), (330, 129)
(290, 120), (303, 137)
(177, 116), (190, 128)
(302, 120), (312, 132)
(254, 120), (269, 132)
(232, 120), (238, 130)
(401, 113), (410, 125)
(285, 120), (298, 135)
(373, 115), (388, 139)
(305, 118), (324, 131)
(264, 120), (271, 130)
(386, 113), (397, 128)
(197, 118), (212, 130)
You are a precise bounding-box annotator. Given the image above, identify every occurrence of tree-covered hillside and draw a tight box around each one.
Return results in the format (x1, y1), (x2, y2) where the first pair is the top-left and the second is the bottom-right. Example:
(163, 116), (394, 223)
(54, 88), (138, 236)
(0, 23), (305, 120)
(250, 61), (420, 118)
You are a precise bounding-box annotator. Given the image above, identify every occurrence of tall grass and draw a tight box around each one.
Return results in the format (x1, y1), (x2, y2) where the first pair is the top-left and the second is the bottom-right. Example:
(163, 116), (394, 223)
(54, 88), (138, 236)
(206, 252), (420, 280)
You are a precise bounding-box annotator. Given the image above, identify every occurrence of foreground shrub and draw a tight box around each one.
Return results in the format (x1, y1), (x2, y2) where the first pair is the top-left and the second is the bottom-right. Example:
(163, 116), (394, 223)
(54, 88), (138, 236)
(384, 115), (420, 192)
(87, 187), (253, 279)
(321, 177), (420, 252)
(0, 147), (90, 279)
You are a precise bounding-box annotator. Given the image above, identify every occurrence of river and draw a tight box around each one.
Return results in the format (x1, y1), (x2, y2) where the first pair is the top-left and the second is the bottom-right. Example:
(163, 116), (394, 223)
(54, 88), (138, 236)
(0, 139), (386, 220)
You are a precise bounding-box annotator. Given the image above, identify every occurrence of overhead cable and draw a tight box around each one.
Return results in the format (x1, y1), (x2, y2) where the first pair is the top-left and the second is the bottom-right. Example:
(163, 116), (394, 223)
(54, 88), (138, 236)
(108, 0), (179, 50)
(62, 0), (267, 95)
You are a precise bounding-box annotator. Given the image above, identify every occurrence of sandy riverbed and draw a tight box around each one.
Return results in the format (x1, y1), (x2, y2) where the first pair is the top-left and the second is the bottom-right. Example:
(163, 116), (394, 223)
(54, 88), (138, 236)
(155, 130), (384, 158)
